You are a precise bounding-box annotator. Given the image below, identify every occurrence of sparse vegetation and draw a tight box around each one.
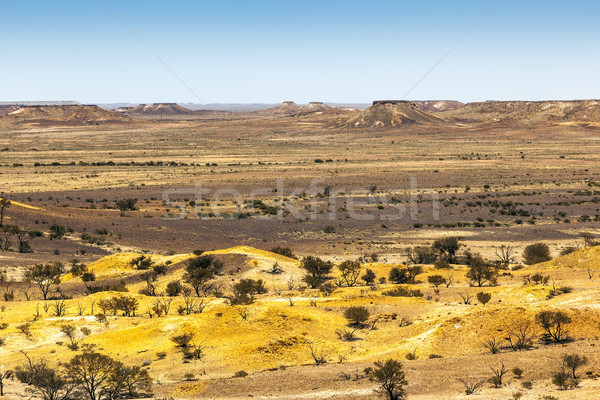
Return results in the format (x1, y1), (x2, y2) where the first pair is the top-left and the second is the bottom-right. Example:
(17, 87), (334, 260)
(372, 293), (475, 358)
(536, 310), (571, 343)
(270, 246), (296, 259)
(370, 359), (408, 400)
(522, 243), (552, 265)
(344, 306), (370, 326)
(184, 255), (223, 296)
(337, 260), (362, 287)
(25, 262), (63, 300)
(466, 256), (498, 287)
(301, 256), (333, 288)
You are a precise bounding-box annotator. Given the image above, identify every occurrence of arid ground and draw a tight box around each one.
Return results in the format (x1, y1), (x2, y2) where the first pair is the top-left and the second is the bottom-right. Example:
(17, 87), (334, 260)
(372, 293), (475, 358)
(0, 101), (599, 399)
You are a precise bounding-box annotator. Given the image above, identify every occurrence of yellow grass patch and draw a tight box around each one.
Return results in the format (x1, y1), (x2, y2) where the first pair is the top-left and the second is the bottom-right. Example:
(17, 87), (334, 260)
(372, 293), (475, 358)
(0, 198), (41, 210)
(205, 246), (300, 265)
(62, 252), (195, 281)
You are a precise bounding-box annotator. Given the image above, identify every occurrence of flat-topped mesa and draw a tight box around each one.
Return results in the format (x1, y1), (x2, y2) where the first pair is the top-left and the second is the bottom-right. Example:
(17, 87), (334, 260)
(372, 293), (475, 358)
(372, 100), (413, 106)
(438, 99), (600, 125)
(257, 101), (301, 115)
(338, 99), (446, 128)
(126, 103), (194, 115)
(0, 104), (131, 126)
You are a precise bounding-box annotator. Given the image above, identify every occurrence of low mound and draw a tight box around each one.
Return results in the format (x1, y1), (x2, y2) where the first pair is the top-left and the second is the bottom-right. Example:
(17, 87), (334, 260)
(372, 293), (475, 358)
(440, 100), (600, 126)
(65, 246), (302, 284)
(298, 101), (334, 114)
(127, 103), (195, 115)
(204, 245), (300, 265)
(338, 100), (446, 128)
(63, 252), (195, 281)
(0, 105), (133, 127)
(0, 105), (20, 116)
(297, 101), (356, 115)
(411, 100), (464, 113)
(0, 198), (41, 210)
(258, 101), (354, 116)
(257, 101), (301, 115)
(526, 245), (600, 271)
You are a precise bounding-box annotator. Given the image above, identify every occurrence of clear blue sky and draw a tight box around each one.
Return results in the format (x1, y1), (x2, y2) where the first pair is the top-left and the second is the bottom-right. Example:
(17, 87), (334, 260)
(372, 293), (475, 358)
(1, 0), (599, 104)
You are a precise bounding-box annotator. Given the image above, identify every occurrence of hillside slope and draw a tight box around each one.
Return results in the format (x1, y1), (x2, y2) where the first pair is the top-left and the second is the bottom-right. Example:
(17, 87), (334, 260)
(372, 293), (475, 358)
(0, 105), (133, 127)
(257, 101), (302, 115)
(440, 100), (600, 126)
(338, 100), (447, 128)
(127, 103), (195, 115)
(412, 100), (464, 113)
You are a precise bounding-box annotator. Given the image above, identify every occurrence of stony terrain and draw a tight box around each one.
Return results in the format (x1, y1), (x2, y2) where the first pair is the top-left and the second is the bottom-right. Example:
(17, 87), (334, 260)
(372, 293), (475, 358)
(339, 100), (447, 128)
(0, 105), (135, 127)
(0, 100), (600, 399)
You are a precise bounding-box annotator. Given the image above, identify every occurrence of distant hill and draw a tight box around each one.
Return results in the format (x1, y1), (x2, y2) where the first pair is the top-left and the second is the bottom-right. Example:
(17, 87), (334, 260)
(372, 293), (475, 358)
(440, 100), (600, 126)
(338, 100), (446, 128)
(182, 103), (277, 112)
(297, 101), (357, 115)
(0, 101), (81, 106)
(258, 101), (356, 116)
(0, 105), (20, 117)
(98, 102), (372, 113)
(412, 100), (464, 113)
(0, 105), (132, 127)
(297, 101), (335, 114)
(257, 101), (302, 115)
(125, 103), (195, 116)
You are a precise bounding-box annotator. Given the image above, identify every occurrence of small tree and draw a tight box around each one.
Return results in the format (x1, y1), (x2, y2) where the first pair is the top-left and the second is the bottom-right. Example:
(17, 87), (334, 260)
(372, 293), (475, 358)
(466, 256), (498, 287)
(458, 376), (486, 395)
(0, 369), (12, 396)
(552, 368), (574, 390)
(25, 262), (63, 300)
(512, 367), (524, 379)
(504, 317), (536, 351)
(171, 333), (194, 348)
(337, 260), (361, 287)
(405, 246), (437, 265)
(307, 341), (328, 366)
(495, 244), (516, 264)
(389, 266), (421, 284)
(115, 198), (137, 212)
(427, 275), (446, 288)
(49, 225), (66, 239)
(371, 359), (408, 400)
(344, 306), (370, 327)
(178, 287), (206, 315)
(16, 359), (75, 400)
(489, 363), (507, 388)
(362, 269), (376, 285)
(61, 350), (122, 400)
(166, 280), (183, 297)
(10, 225), (31, 253)
(536, 310), (571, 343)
(476, 291), (492, 305)
(522, 243), (551, 265)
(270, 246), (296, 259)
(301, 256), (333, 288)
(110, 365), (152, 398)
(563, 353), (587, 379)
(130, 255), (152, 270)
(184, 255), (223, 296)
(484, 337), (502, 354)
(580, 232), (599, 247)
(0, 199), (10, 227)
(230, 278), (267, 305)
(432, 237), (460, 263)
